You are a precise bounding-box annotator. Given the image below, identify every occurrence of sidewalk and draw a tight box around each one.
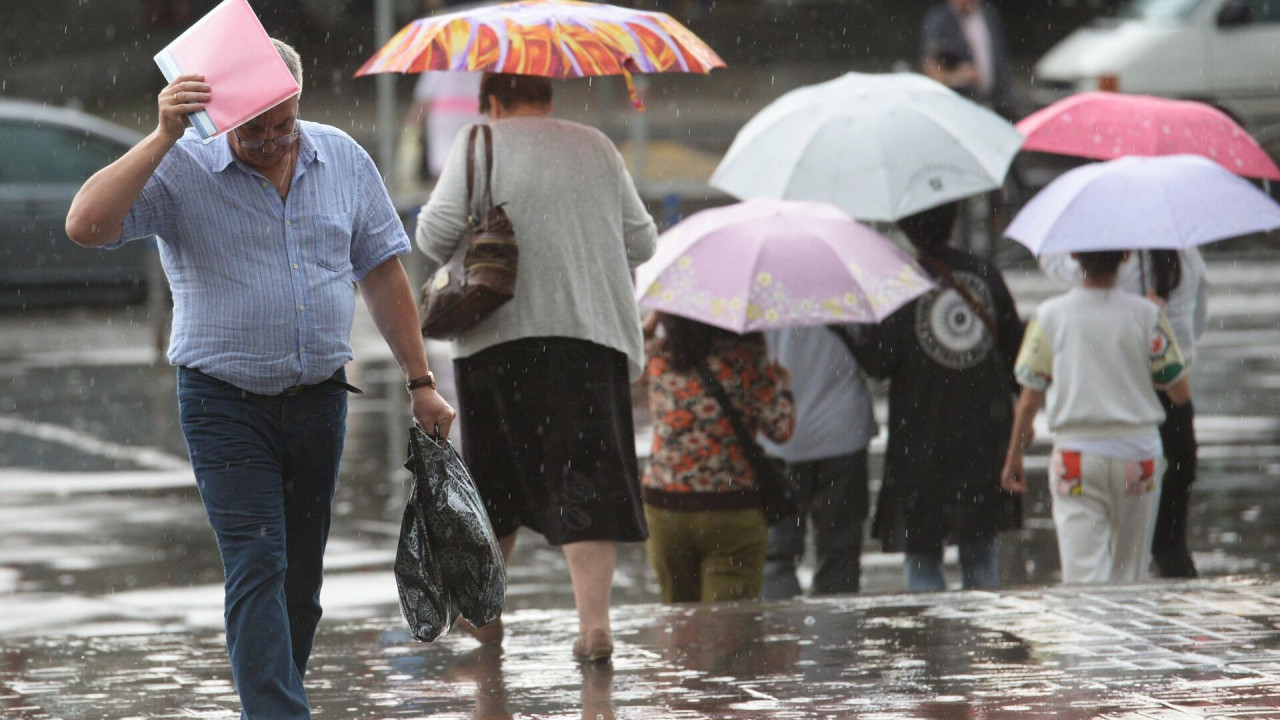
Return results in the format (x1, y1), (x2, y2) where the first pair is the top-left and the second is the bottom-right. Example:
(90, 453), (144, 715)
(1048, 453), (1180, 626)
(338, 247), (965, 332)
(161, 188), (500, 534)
(3, 259), (1280, 718)
(6, 577), (1280, 719)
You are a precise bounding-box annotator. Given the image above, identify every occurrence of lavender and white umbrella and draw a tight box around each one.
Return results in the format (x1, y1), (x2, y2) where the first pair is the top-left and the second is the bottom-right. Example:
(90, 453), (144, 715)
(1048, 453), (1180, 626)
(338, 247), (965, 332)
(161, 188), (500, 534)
(634, 199), (934, 333)
(1005, 154), (1280, 256)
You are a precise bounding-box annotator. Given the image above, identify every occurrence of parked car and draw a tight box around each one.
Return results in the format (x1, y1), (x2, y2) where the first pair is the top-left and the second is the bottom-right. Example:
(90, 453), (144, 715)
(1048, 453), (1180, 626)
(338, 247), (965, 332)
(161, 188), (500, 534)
(1032, 0), (1280, 128)
(0, 99), (149, 307)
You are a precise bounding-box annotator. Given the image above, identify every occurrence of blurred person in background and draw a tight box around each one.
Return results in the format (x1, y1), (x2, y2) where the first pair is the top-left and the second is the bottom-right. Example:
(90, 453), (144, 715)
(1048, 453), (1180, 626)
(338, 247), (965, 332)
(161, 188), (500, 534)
(408, 71), (484, 182)
(642, 313), (795, 603)
(922, 0), (1015, 119)
(760, 325), (876, 599)
(417, 73), (656, 662)
(1040, 249), (1208, 578)
(854, 201), (1023, 592)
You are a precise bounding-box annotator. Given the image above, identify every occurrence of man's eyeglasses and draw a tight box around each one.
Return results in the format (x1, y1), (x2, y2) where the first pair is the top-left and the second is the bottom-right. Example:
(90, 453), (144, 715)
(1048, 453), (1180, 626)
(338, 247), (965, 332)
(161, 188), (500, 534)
(234, 123), (301, 150)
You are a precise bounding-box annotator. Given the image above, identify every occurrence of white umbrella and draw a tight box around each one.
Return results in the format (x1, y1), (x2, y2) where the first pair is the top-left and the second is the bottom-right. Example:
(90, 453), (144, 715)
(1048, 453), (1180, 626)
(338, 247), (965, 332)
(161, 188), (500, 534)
(1005, 154), (1280, 256)
(709, 72), (1023, 223)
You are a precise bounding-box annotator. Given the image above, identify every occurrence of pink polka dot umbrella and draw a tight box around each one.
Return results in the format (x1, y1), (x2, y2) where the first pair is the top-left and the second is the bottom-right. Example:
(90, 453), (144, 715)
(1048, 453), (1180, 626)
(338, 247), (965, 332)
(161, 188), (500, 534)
(1017, 91), (1280, 181)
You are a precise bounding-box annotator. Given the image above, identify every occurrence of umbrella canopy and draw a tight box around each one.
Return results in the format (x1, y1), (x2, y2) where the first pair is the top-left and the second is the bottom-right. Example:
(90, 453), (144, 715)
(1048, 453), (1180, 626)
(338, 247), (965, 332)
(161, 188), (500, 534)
(354, 0), (723, 107)
(1005, 154), (1280, 256)
(1017, 91), (1280, 181)
(709, 72), (1023, 223)
(635, 199), (934, 333)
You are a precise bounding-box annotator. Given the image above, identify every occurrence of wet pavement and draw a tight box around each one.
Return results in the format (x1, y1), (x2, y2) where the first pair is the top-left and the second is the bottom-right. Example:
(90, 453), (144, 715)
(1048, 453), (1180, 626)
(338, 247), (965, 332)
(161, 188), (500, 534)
(8, 578), (1280, 719)
(1, 255), (1279, 718)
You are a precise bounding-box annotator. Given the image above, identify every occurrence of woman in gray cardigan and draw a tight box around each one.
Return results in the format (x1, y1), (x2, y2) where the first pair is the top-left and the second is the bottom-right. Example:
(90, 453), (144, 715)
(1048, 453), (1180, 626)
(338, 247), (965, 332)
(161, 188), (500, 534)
(416, 73), (658, 663)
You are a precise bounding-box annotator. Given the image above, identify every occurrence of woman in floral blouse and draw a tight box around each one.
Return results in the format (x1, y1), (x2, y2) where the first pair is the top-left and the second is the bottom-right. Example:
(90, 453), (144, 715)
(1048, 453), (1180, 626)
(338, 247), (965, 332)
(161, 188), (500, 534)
(642, 313), (796, 602)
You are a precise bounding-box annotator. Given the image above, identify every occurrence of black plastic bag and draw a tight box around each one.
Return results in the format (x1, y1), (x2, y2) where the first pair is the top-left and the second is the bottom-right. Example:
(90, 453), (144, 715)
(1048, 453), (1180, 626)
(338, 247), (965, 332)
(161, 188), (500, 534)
(395, 425), (506, 641)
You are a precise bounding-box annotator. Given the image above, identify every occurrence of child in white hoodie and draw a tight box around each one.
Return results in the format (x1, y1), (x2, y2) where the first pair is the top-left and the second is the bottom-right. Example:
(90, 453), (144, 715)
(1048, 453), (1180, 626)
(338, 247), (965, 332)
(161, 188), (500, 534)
(1001, 250), (1191, 584)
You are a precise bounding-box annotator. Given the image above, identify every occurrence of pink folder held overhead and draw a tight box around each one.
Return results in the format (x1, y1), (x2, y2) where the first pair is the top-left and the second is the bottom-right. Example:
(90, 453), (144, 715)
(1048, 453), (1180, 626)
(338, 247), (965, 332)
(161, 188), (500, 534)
(153, 0), (301, 142)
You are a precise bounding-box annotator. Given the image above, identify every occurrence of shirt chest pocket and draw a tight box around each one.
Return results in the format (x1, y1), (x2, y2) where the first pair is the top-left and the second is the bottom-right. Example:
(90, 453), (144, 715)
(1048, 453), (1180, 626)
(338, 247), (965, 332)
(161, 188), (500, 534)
(304, 212), (353, 273)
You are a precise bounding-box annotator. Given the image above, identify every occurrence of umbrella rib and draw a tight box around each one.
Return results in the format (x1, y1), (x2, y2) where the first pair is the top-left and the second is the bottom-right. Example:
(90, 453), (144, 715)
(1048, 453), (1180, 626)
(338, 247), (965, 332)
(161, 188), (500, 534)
(741, 230), (772, 333)
(817, 229), (878, 323)
(715, 106), (824, 198)
(550, 15), (585, 77)
(911, 99), (1018, 179)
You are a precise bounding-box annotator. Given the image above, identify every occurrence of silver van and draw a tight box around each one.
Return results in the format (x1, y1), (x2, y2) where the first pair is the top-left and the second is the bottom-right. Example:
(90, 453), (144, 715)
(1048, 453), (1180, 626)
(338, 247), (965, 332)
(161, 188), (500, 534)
(1033, 0), (1280, 128)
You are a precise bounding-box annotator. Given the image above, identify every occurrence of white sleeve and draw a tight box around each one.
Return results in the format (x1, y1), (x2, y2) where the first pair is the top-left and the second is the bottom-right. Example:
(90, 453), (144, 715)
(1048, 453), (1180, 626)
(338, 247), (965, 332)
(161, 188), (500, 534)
(1038, 253), (1082, 286)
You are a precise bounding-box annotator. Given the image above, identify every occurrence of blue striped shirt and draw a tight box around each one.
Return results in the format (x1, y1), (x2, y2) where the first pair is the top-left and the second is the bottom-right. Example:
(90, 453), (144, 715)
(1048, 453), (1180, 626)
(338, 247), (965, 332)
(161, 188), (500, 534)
(112, 122), (409, 395)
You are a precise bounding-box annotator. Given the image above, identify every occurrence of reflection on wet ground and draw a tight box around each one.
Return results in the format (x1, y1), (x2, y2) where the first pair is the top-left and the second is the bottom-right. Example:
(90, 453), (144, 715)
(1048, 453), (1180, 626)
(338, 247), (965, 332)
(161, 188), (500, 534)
(6, 579), (1280, 718)
(1, 257), (1279, 717)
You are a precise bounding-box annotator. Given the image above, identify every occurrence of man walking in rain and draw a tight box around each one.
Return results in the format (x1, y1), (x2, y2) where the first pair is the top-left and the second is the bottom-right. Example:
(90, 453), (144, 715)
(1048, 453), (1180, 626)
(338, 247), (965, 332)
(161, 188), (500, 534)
(64, 40), (455, 720)
(921, 0), (1015, 118)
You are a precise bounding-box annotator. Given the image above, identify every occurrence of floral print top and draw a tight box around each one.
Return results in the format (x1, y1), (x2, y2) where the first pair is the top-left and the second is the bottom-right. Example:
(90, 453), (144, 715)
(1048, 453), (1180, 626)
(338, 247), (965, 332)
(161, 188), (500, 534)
(643, 340), (794, 508)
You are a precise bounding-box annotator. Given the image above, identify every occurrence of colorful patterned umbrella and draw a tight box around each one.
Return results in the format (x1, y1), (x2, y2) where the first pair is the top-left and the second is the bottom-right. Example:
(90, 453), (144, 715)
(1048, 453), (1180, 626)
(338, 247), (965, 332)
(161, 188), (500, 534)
(354, 0), (724, 109)
(1017, 91), (1280, 180)
(635, 199), (934, 333)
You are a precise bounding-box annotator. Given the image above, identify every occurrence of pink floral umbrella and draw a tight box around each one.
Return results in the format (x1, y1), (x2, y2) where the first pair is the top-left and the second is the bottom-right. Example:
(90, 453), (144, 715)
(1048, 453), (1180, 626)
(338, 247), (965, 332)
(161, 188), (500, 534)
(634, 199), (934, 334)
(1017, 91), (1280, 180)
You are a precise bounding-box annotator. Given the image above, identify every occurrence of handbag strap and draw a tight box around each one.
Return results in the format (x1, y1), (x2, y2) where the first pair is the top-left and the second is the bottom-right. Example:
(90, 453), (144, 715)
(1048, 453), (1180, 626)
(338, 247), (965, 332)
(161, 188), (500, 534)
(468, 124), (497, 215)
(464, 124), (498, 219)
(479, 124), (495, 212)
(695, 363), (758, 456)
(464, 125), (479, 217)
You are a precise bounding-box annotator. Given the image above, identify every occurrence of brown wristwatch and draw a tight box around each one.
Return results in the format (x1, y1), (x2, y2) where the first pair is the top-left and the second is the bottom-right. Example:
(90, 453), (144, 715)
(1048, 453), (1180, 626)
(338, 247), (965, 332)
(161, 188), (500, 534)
(406, 372), (436, 392)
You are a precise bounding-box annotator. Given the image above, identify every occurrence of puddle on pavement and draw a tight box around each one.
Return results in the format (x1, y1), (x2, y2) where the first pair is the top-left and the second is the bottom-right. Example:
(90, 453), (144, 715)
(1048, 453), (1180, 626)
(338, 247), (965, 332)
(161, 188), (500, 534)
(7, 582), (1280, 718)
(2, 262), (1280, 717)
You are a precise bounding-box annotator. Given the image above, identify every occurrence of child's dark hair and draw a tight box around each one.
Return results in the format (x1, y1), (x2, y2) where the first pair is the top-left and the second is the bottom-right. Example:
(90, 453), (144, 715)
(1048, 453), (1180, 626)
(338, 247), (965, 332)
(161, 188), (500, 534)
(479, 72), (553, 113)
(1075, 250), (1127, 277)
(658, 313), (762, 372)
(1149, 249), (1182, 301)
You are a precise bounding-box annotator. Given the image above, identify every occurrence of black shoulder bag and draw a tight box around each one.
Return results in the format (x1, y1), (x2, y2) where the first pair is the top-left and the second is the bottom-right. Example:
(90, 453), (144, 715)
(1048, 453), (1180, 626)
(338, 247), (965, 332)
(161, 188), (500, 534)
(694, 364), (796, 525)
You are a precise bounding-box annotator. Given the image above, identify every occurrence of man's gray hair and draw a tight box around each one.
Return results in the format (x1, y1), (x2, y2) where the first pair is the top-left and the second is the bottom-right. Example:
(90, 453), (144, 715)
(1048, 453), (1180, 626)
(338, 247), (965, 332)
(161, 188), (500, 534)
(272, 38), (303, 89)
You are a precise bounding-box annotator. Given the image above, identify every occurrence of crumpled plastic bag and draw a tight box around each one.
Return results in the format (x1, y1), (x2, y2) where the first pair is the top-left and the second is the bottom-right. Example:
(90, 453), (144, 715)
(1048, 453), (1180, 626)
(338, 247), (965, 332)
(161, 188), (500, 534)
(395, 424), (506, 641)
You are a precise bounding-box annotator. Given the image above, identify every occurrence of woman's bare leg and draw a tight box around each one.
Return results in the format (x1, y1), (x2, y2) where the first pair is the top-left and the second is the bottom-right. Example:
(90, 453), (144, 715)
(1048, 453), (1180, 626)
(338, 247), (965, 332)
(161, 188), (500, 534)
(563, 540), (616, 660)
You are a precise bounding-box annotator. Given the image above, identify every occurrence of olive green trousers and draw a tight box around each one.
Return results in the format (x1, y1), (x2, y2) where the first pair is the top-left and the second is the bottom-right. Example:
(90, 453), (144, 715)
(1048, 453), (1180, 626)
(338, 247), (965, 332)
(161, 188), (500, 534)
(644, 505), (768, 603)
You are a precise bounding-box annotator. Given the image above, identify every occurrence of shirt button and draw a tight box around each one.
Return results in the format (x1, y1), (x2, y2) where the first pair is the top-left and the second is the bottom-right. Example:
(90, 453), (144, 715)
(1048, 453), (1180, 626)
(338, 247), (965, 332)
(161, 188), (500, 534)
(293, 264), (299, 270)
(285, 219), (292, 227)
(298, 304), (305, 311)
(261, 182), (269, 189)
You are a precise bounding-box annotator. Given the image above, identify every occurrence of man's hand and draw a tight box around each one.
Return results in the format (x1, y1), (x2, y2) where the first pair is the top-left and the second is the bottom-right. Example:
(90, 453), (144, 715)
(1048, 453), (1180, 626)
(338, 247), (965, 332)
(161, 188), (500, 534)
(157, 74), (210, 143)
(66, 75), (209, 247)
(411, 386), (456, 441)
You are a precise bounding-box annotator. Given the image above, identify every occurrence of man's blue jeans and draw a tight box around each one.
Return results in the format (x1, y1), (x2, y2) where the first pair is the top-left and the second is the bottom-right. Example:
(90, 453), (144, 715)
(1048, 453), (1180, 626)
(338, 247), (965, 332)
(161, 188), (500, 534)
(905, 535), (999, 592)
(178, 367), (347, 720)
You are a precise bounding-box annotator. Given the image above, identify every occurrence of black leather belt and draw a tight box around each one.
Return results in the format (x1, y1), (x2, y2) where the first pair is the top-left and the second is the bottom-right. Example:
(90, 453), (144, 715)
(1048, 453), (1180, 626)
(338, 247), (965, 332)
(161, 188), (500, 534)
(279, 370), (364, 396)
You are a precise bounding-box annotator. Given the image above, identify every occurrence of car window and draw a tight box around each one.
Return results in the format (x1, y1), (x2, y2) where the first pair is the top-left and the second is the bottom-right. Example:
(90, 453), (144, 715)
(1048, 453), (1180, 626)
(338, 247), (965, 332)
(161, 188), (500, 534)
(0, 120), (127, 184)
(1116, 0), (1205, 20)
(1243, 0), (1280, 22)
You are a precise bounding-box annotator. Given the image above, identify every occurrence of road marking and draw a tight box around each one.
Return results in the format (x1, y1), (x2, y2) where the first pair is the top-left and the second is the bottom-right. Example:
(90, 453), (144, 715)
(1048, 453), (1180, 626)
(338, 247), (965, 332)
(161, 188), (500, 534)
(0, 416), (189, 471)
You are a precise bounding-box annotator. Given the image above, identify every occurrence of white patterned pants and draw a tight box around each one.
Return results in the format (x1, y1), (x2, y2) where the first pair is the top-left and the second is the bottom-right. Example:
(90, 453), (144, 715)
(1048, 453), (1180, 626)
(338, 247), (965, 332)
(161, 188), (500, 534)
(1049, 446), (1165, 584)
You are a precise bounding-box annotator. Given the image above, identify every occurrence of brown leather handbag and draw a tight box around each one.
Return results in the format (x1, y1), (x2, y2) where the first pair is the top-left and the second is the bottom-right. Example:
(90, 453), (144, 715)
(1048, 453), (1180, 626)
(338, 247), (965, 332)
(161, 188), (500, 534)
(420, 124), (518, 340)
